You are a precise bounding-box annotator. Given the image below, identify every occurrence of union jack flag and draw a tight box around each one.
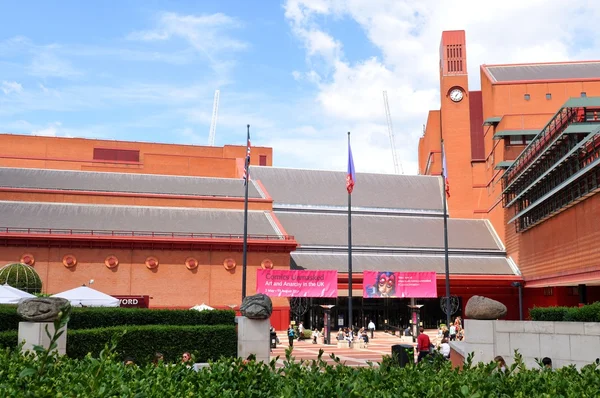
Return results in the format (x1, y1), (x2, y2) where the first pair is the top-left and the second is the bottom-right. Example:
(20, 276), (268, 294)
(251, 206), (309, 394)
(243, 126), (251, 185)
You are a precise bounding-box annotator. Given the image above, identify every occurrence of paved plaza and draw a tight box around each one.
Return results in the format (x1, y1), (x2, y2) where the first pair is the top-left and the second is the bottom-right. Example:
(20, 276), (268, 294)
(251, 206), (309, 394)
(271, 330), (440, 367)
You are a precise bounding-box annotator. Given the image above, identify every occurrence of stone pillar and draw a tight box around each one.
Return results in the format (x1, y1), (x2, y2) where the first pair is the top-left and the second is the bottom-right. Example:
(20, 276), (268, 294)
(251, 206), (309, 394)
(237, 316), (270, 363)
(16, 297), (71, 357)
(18, 322), (67, 356)
(237, 293), (273, 363)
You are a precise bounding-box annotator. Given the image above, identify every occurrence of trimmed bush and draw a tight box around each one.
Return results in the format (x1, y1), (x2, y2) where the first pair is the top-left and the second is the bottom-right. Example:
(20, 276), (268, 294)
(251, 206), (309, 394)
(0, 307), (235, 332)
(530, 302), (600, 322)
(68, 324), (236, 363)
(0, 263), (42, 294)
(0, 324), (236, 363)
(0, 305), (20, 332)
(0, 330), (17, 348)
(529, 306), (570, 321)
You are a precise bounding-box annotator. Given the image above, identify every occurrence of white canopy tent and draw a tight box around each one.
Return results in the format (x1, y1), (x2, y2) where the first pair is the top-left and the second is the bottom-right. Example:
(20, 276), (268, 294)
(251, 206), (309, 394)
(190, 303), (214, 311)
(52, 286), (120, 307)
(0, 283), (36, 304)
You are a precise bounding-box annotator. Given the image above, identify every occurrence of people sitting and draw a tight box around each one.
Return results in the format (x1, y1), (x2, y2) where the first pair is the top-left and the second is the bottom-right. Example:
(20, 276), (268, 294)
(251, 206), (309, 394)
(439, 338), (450, 359)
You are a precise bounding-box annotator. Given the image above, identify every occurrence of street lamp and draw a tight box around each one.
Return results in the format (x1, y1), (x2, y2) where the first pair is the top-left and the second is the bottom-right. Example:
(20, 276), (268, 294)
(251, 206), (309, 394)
(319, 305), (335, 345)
(511, 282), (523, 321)
(407, 304), (424, 342)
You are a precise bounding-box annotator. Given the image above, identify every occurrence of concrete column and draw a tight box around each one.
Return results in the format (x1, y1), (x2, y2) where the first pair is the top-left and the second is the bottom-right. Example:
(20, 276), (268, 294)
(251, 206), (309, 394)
(18, 322), (67, 356)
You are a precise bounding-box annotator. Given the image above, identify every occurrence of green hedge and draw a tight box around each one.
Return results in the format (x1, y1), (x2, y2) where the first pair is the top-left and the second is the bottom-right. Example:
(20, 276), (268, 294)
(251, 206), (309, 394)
(2, 347), (600, 397)
(530, 302), (600, 322)
(0, 306), (235, 332)
(0, 324), (236, 363)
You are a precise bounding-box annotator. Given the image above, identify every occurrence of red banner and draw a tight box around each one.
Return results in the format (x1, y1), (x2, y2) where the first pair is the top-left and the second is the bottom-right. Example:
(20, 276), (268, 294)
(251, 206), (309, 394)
(112, 295), (150, 308)
(363, 271), (437, 298)
(256, 270), (338, 298)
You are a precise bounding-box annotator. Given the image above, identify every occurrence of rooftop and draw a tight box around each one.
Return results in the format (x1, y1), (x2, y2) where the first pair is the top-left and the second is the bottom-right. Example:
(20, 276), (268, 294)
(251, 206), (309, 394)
(0, 167), (263, 199)
(0, 201), (281, 236)
(251, 166), (443, 214)
(291, 252), (517, 275)
(275, 211), (503, 252)
(483, 61), (600, 84)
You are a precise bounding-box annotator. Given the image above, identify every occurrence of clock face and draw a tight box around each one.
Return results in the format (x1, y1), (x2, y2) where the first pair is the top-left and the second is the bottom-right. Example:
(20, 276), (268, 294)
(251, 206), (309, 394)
(449, 88), (464, 102)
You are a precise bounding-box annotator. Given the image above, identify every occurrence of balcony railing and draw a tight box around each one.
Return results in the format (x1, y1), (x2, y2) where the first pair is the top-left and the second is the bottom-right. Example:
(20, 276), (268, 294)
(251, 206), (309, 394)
(0, 227), (294, 241)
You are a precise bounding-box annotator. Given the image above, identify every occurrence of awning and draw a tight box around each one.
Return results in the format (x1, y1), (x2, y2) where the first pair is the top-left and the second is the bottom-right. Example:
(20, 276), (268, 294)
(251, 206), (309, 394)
(495, 161), (514, 170)
(493, 130), (538, 140)
(564, 123), (600, 134)
(483, 116), (503, 126)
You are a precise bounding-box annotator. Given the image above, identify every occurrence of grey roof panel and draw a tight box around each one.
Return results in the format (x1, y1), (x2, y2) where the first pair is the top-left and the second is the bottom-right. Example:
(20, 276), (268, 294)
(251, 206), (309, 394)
(0, 201), (278, 235)
(0, 167), (262, 198)
(251, 167), (443, 211)
(486, 62), (600, 83)
(291, 252), (515, 275)
(275, 212), (501, 250)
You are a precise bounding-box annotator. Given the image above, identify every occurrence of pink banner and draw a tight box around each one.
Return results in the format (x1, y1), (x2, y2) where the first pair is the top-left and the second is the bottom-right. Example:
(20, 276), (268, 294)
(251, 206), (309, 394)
(363, 271), (437, 298)
(256, 270), (338, 298)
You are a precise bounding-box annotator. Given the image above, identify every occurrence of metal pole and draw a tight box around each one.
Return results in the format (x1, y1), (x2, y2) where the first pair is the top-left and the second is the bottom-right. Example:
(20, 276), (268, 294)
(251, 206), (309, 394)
(518, 284), (523, 321)
(348, 132), (353, 330)
(242, 124), (250, 300)
(442, 140), (451, 327)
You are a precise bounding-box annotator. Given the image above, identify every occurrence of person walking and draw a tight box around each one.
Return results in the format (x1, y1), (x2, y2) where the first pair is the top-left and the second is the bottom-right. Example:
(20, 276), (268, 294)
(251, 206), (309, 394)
(368, 320), (375, 339)
(417, 327), (431, 363)
(287, 325), (295, 347)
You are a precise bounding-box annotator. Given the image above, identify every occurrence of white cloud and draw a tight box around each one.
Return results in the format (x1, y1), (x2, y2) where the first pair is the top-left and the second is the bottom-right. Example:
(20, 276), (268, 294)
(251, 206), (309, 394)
(1, 81), (23, 94)
(127, 12), (247, 73)
(28, 51), (82, 78)
(282, 0), (600, 175)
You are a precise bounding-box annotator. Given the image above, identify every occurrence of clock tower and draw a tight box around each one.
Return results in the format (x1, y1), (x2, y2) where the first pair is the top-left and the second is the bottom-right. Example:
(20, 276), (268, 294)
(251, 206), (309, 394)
(439, 30), (472, 218)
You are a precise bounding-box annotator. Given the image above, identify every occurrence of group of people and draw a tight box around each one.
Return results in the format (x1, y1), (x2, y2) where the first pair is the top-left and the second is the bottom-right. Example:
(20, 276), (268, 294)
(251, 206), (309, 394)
(495, 355), (553, 372)
(439, 317), (465, 341)
(122, 352), (193, 366)
(336, 327), (370, 345)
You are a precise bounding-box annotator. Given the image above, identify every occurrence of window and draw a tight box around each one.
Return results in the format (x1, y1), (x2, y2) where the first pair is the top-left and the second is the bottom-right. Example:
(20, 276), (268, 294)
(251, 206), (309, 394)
(508, 135), (534, 145)
(259, 155), (267, 166)
(546, 93), (552, 100)
(581, 92), (587, 98)
(567, 287), (579, 296)
(543, 287), (554, 296)
(524, 94), (530, 101)
(93, 148), (140, 162)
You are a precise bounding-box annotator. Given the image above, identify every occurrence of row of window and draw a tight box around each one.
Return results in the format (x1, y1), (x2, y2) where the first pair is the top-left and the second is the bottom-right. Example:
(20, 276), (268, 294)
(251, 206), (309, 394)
(524, 92), (588, 101)
(508, 135), (534, 145)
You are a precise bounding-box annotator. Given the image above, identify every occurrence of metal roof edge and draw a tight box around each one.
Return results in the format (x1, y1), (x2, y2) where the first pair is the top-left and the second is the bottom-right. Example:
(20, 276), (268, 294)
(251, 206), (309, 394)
(294, 245), (505, 256)
(273, 204), (444, 216)
(292, 251), (510, 260)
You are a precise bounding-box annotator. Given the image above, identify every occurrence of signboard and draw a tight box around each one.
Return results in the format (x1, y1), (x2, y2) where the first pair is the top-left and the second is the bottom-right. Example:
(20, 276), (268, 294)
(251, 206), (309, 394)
(362, 271), (437, 298)
(113, 295), (150, 308)
(256, 270), (338, 297)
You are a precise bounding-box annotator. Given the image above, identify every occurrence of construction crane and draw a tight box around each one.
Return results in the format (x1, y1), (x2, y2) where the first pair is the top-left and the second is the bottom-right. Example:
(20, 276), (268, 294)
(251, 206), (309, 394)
(383, 90), (403, 174)
(208, 89), (220, 146)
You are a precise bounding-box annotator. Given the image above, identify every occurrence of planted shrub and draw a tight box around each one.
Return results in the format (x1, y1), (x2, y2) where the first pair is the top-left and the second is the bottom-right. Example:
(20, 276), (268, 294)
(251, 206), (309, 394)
(530, 302), (600, 322)
(2, 346), (600, 397)
(68, 324), (236, 363)
(0, 324), (236, 363)
(0, 307), (235, 332)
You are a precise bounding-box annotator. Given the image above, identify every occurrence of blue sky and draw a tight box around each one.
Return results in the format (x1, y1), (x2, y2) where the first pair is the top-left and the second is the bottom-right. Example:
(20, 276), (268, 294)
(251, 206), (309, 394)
(1, 1), (599, 174)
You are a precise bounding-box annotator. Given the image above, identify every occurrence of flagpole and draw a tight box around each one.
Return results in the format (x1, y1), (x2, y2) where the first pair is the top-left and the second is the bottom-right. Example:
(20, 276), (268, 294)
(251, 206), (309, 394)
(242, 124), (250, 300)
(441, 139), (451, 327)
(347, 131), (353, 330)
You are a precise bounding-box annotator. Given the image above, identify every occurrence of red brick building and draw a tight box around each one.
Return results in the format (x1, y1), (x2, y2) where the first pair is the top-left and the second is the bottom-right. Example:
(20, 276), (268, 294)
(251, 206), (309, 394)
(0, 132), (521, 329)
(419, 30), (600, 314)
